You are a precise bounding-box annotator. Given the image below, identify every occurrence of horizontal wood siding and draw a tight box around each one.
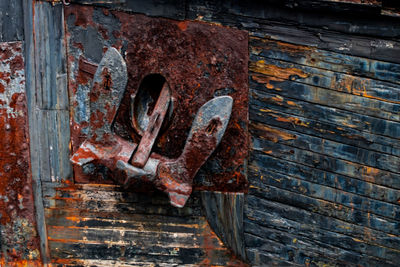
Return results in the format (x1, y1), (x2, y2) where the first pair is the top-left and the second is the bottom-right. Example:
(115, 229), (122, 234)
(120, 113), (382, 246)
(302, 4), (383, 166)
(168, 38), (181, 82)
(184, 2), (400, 265)
(32, 1), (400, 266)
(246, 35), (400, 266)
(43, 183), (245, 266)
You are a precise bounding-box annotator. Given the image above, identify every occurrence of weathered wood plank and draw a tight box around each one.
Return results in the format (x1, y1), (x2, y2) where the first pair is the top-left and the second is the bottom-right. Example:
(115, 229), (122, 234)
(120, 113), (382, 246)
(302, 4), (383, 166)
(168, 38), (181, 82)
(245, 221), (398, 266)
(34, 2), (69, 110)
(249, 55), (400, 105)
(248, 159), (400, 221)
(186, 7), (400, 64)
(51, 258), (201, 267)
(250, 89), (400, 157)
(201, 191), (246, 261)
(250, 122), (400, 190)
(246, 248), (302, 267)
(44, 199), (202, 217)
(247, 183), (400, 236)
(0, 0), (24, 42)
(246, 194), (400, 251)
(47, 226), (204, 248)
(251, 138), (400, 206)
(23, 0), (49, 262)
(250, 105), (400, 173)
(249, 37), (400, 84)
(250, 64), (400, 121)
(48, 241), (234, 266)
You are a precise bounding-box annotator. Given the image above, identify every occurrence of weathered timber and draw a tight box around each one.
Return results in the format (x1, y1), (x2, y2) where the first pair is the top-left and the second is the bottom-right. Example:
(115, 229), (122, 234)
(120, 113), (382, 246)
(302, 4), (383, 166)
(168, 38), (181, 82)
(44, 183), (246, 265)
(0, 0), (24, 42)
(250, 61), (400, 121)
(250, 89), (400, 157)
(250, 105), (400, 173)
(244, 222), (397, 266)
(186, 6), (400, 64)
(249, 53), (400, 105)
(248, 159), (400, 221)
(23, 0), (72, 263)
(246, 194), (400, 252)
(68, 0), (186, 20)
(246, 247), (304, 267)
(251, 135), (400, 206)
(250, 121), (400, 190)
(201, 191), (246, 261)
(249, 37), (400, 85)
(247, 181), (400, 236)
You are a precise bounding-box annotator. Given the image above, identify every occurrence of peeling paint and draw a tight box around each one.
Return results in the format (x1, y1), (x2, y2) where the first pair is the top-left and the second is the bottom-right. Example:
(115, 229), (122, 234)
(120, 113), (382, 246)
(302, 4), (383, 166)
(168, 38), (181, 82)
(0, 42), (40, 264)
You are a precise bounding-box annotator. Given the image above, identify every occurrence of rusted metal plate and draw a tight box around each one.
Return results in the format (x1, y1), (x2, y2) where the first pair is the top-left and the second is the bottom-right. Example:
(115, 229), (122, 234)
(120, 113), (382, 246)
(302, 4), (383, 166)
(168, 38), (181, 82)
(65, 5), (249, 192)
(0, 42), (41, 265)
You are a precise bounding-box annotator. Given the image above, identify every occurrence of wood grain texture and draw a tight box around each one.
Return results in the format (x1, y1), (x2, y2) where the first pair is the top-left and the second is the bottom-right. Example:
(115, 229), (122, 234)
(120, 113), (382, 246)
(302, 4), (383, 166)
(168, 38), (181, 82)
(43, 183), (246, 266)
(23, 0), (72, 264)
(201, 191), (246, 261)
(245, 33), (400, 265)
(0, 0), (24, 42)
(181, 3), (400, 265)
(23, 1), (400, 266)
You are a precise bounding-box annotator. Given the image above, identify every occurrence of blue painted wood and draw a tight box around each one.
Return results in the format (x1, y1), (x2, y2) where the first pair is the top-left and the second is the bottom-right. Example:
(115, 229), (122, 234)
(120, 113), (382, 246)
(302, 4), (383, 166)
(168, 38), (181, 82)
(251, 138), (400, 205)
(249, 158), (400, 221)
(250, 122), (400, 191)
(247, 179), (400, 237)
(250, 89), (400, 157)
(250, 37), (400, 85)
(246, 194), (400, 252)
(249, 55), (400, 105)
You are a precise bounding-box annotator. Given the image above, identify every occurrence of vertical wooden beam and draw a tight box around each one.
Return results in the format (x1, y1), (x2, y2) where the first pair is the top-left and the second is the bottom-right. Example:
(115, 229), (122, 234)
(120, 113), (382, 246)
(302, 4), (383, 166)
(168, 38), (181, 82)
(201, 191), (247, 261)
(23, 0), (71, 264)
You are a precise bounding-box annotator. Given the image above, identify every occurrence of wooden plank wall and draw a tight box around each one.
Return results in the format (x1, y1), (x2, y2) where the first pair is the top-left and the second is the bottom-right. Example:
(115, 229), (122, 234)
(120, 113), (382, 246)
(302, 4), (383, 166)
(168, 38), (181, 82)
(27, 1), (400, 266)
(43, 183), (244, 266)
(23, 0), (72, 264)
(184, 1), (400, 266)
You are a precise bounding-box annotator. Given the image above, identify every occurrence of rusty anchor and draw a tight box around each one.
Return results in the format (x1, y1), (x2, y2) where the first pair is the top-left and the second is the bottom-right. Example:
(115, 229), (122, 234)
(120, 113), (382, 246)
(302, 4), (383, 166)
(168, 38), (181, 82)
(71, 48), (233, 208)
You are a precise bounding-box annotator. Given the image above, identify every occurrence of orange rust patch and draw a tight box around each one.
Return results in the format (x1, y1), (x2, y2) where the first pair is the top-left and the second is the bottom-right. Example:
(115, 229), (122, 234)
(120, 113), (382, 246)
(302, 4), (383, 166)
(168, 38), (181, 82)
(177, 21), (188, 31)
(65, 216), (82, 223)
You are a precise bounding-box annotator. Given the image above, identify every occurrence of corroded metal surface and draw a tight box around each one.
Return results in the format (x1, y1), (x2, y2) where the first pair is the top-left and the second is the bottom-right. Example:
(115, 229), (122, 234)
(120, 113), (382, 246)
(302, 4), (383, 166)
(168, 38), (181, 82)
(65, 5), (249, 192)
(0, 42), (41, 265)
(70, 46), (233, 207)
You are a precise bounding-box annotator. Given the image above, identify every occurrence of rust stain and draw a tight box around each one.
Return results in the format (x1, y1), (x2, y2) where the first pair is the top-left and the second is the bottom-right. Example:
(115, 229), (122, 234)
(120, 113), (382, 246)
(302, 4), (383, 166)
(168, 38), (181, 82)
(0, 42), (41, 264)
(199, 220), (248, 266)
(250, 122), (297, 143)
(276, 116), (309, 127)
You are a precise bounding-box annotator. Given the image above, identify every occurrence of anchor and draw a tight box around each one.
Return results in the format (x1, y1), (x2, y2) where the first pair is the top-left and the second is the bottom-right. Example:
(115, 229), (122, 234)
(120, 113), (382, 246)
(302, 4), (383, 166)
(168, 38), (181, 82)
(70, 47), (233, 208)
